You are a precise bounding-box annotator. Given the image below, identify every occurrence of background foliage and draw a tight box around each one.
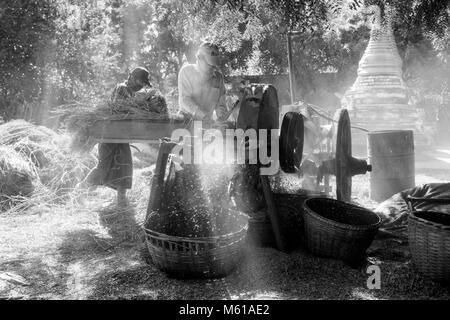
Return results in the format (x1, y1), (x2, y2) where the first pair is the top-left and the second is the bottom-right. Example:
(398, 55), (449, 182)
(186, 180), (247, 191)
(0, 0), (449, 123)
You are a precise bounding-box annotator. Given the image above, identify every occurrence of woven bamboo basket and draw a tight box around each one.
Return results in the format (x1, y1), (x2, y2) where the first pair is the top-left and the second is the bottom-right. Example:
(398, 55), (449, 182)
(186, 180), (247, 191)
(145, 211), (248, 279)
(303, 198), (381, 264)
(407, 196), (450, 282)
(245, 194), (306, 249)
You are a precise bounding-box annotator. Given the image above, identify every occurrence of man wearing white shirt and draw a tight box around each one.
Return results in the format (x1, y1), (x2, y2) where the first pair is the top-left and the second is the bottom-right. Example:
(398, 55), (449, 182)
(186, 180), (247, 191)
(178, 42), (228, 123)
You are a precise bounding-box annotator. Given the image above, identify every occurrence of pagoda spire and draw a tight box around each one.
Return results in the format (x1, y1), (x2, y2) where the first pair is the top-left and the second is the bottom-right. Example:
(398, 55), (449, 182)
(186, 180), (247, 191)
(342, 4), (423, 151)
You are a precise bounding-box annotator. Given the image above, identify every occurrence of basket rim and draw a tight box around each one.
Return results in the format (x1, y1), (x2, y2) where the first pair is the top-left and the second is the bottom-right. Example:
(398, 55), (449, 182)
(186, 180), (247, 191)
(409, 211), (450, 231)
(303, 197), (382, 231)
(273, 191), (328, 197)
(145, 225), (248, 243)
(144, 210), (249, 243)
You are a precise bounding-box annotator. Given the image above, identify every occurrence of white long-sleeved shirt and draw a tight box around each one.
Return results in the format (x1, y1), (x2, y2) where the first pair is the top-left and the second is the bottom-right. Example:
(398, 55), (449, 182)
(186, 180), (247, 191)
(178, 63), (227, 120)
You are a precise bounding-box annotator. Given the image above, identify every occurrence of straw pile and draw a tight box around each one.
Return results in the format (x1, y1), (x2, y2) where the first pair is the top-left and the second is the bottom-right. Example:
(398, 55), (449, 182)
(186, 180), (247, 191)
(0, 120), (97, 212)
(0, 145), (35, 211)
(0, 120), (62, 169)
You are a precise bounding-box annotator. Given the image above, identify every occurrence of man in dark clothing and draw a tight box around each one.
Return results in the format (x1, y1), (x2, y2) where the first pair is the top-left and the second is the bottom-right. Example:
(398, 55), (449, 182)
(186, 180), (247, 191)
(87, 67), (151, 205)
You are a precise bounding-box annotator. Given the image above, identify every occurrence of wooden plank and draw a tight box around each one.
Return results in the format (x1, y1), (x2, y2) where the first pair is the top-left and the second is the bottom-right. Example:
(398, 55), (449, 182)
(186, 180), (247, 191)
(91, 139), (162, 144)
(260, 174), (287, 252)
(88, 119), (187, 143)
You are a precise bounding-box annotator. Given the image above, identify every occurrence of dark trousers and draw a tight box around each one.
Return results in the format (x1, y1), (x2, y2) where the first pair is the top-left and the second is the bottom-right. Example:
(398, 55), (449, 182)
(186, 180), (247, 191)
(88, 143), (133, 190)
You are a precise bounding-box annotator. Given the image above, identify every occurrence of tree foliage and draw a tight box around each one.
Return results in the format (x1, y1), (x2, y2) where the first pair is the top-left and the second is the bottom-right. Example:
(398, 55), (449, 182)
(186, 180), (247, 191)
(0, 0), (58, 120)
(0, 0), (449, 122)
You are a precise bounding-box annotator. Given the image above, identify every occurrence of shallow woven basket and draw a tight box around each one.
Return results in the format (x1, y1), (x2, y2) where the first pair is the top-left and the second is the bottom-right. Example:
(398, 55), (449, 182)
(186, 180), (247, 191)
(408, 209), (450, 282)
(145, 212), (248, 279)
(303, 198), (381, 264)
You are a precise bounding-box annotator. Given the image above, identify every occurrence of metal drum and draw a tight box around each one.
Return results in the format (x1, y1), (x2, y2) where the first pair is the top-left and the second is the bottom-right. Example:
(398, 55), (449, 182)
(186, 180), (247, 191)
(368, 130), (415, 202)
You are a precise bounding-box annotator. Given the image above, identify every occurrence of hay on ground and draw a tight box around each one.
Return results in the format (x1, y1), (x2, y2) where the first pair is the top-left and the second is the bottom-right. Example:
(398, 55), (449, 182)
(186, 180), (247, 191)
(0, 119), (61, 169)
(0, 119), (59, 146)
(0, 145), (35, 211)
(0, 120), (98, 203)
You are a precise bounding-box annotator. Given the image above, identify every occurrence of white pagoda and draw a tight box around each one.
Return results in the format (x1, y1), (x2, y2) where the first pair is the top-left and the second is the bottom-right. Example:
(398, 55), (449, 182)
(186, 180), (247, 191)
(342, 5), (423, 152)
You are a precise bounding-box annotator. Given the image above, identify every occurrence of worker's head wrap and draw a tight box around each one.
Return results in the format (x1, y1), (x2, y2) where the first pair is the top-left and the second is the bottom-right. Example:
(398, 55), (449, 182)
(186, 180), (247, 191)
(196, 42), (220, 67)
(128, 67), (151, 87)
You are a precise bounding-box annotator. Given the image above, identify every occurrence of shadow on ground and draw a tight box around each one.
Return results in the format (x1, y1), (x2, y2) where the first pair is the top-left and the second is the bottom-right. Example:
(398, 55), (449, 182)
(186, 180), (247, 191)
(0, 201), (145, 299)
(2, 190), (450, 300)
(84, 244), (373, 300)
(96, 202), (143, 243)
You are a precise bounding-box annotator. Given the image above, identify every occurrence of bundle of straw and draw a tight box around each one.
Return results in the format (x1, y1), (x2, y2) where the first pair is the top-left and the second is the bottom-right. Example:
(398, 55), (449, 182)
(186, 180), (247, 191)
(53, 89), (171, 152)
(133, 88), (168, 115)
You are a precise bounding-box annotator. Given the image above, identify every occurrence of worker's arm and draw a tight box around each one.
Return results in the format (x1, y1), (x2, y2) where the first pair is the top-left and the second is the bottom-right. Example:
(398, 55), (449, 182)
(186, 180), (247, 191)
(178, 66), (206, 119)
(215, 74), (228, 121)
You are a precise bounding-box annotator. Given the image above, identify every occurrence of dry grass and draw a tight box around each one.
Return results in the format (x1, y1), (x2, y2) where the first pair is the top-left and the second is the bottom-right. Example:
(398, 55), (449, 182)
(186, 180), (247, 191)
(0, 120), (98, 214)
(0, 145), (35, 210)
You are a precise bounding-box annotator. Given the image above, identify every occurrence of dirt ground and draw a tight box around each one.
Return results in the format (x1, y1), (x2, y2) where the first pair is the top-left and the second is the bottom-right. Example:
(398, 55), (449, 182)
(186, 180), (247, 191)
(1, 152), (450, 300)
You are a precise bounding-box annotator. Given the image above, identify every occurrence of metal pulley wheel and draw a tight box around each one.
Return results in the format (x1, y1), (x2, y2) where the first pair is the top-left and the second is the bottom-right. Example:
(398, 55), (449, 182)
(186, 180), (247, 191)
(279, 112), (304, 173)
(317, 109), (372, 202)
(335, 108), (353, 201)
